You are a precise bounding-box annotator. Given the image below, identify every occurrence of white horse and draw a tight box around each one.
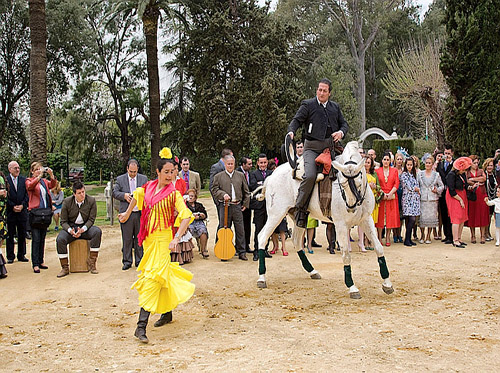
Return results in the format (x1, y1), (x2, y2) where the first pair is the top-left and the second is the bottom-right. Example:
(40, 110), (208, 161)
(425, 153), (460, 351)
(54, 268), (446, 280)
(254, 141), (393, 298)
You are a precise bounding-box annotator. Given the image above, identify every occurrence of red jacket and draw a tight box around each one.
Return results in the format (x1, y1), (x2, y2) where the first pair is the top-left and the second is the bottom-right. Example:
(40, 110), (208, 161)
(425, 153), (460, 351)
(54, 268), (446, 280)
(26, 177), (57, 210)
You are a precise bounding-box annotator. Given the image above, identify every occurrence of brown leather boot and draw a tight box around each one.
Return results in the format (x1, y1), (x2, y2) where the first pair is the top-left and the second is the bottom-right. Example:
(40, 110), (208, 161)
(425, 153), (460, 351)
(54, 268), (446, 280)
(57, 258), (69, 278)
(87, 251), (99, 274)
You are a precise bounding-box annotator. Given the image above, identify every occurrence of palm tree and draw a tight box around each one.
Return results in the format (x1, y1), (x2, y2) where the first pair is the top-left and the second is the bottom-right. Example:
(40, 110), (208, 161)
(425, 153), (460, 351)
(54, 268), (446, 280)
(114, 0), (185, 175)
(28, 0), (48, 163)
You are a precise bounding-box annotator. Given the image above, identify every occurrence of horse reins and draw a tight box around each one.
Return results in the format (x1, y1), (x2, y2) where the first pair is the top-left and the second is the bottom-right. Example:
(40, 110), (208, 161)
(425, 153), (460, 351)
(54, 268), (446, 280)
(337, 161), (368, 210)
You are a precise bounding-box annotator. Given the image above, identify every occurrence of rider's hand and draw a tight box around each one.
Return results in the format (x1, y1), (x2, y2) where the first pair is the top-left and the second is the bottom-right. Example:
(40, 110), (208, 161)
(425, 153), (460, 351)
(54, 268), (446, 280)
(332, 131), (343, 142)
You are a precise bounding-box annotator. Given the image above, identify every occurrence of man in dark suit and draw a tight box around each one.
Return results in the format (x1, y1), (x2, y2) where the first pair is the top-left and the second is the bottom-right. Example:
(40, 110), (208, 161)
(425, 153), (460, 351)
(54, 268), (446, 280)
(287, 78), (349, 228)
(237, 156), (253, 253)
(180, 157), (202, 196)
(210, 155), (250, 261)
(436, 144), (455, 244)
(56, 181), (102, 277)
(5, 161), (29, 263)
(113, 159), (148, 270)
(249, 154), (273, 261)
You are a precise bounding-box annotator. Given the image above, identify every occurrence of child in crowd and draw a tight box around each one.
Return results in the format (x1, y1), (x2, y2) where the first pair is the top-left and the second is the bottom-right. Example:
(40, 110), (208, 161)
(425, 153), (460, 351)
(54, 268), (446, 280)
(485, 187), (500, 246)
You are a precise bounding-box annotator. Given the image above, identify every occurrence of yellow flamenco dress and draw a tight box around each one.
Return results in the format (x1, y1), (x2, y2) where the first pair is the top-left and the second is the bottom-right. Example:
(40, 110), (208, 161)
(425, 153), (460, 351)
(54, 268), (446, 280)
(132, 182), (195, 315)
(367, 172), (381, 224)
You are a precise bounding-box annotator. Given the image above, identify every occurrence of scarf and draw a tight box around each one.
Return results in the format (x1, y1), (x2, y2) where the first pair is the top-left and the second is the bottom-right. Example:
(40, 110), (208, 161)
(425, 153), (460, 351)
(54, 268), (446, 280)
(137, 180), (176, 245)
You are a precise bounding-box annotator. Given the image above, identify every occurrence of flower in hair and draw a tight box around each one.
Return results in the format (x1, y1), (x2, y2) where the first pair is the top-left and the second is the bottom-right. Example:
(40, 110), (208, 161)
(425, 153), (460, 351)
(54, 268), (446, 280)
(159, 147), (172, 159)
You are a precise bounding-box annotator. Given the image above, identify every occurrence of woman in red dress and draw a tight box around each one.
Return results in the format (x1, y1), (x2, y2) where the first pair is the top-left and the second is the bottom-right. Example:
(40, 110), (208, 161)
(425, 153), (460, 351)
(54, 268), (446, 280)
(466, 155), (489, 243)
(445, 157), (471, 248)
(375, 152), (400, 246)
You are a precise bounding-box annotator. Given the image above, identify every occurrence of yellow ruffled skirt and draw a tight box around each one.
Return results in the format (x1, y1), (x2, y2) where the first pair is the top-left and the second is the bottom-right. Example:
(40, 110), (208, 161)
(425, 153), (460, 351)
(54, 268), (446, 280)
(372, 203), (379, 225)
(131, 228), (195, 314)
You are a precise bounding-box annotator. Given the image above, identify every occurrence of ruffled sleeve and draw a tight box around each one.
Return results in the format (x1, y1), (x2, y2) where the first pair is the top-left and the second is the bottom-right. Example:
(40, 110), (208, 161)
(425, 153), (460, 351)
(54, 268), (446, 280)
(174, 191), (194, 226)
(133, 187), (145, 210)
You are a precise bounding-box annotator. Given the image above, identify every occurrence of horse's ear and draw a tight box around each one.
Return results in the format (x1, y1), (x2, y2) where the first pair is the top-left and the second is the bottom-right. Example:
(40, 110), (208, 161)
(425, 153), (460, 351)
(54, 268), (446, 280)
(332, 160), (345, 173)
(354, 158), (365, 174)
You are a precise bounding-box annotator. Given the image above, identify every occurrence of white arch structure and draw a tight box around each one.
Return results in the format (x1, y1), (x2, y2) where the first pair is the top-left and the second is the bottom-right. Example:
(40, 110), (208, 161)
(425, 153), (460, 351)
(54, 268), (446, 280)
(358, 127), (398, 146)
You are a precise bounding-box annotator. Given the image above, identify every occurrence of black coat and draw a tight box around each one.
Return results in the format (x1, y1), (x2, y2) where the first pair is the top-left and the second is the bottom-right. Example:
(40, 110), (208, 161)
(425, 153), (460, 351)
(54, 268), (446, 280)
(6, 174), (28, 222)
(287, 97), (349, 141)
(446, 171), (467, 197)
(436, 159), (454, 187)
(249, 168), (272, 210)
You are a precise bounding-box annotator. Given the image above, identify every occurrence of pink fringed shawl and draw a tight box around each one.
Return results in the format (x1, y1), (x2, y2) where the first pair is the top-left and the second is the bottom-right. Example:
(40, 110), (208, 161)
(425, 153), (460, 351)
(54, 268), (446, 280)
(137, 180), (176, 245)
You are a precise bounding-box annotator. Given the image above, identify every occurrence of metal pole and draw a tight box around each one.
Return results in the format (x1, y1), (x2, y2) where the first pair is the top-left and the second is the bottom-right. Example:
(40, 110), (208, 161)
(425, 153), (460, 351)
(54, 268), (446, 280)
(110, 172), (114, 225)
(66, 148), (70, 187)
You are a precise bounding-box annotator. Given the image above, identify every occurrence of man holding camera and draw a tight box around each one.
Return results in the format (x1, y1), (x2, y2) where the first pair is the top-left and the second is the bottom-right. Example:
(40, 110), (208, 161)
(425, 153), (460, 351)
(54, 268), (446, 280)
(56, 181), (102, 277)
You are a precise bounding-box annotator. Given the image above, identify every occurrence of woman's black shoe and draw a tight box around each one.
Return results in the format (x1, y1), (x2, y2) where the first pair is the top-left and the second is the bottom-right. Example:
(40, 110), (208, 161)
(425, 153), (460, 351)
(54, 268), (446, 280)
(39, 264), (48, 269)
(154, 312), (172, 327)
(452, 242), (465, 248)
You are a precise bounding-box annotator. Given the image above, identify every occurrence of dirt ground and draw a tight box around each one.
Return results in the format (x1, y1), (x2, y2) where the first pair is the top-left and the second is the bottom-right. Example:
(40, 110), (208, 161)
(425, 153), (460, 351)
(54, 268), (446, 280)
(1, 195), (500, 372)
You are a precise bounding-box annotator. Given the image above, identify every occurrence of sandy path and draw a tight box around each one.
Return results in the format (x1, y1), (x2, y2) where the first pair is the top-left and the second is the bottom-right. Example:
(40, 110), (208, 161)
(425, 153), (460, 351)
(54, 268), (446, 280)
(1, 196), (499, 372)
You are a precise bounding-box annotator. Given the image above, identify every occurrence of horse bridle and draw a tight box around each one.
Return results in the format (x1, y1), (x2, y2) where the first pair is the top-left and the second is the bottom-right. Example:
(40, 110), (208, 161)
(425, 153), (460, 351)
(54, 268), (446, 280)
(337, 161), (368, 211)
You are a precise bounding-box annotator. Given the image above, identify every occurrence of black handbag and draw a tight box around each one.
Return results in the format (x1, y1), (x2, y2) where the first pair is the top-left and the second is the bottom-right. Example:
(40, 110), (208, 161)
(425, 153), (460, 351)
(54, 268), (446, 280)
(29, 207), (53, 228)
(466, 187), (477, 201)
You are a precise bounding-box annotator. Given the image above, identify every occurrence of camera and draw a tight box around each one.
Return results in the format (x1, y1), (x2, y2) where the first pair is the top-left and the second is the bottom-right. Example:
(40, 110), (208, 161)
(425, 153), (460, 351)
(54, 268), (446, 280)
(42, 167), (48, 172)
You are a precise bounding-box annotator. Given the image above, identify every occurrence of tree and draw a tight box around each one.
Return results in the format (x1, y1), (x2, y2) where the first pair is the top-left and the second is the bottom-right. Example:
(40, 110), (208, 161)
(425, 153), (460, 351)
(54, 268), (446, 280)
(114, 0), (184, 174)
(441, 0), (500, 158)
(382, 38), (447, 149)
(0, 0), (30, 149)
(180, 0), (301, 157)
(322, 0), (401, 133)
(28, 0), (48, 163)
(83, 0), (147, 168)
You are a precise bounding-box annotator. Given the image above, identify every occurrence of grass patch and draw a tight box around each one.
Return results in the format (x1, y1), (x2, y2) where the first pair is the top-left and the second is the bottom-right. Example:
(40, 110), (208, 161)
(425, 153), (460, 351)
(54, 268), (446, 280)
(86, 186), (105, 196)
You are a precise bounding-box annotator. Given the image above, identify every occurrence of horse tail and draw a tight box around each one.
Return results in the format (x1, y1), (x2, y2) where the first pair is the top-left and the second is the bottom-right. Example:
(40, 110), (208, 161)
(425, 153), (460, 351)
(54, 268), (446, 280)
(251, 185), (266, 201)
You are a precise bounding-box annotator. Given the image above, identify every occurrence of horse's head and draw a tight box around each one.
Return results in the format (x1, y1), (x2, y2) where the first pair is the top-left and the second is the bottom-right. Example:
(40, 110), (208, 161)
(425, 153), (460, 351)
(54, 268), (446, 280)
(332, 156), (367, 212)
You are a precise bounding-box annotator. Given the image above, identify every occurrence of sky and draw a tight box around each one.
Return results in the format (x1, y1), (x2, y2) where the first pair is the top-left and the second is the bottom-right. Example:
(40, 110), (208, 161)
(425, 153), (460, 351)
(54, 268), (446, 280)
(261, 0), (434, 15)
(160, 0), (436, 90)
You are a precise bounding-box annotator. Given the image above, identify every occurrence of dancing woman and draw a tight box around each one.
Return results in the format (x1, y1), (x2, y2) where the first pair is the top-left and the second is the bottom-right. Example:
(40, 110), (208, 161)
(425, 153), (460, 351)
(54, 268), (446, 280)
(119, 148), (195, 343)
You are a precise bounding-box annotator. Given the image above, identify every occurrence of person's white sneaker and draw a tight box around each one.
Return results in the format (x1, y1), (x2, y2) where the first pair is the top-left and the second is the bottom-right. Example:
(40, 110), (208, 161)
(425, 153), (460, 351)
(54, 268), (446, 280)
(495, 241), (499, 247)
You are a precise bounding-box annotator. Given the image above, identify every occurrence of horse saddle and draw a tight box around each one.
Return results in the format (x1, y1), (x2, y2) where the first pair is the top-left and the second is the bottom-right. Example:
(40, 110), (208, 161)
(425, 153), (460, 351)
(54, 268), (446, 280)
(293, 150), (339, 182)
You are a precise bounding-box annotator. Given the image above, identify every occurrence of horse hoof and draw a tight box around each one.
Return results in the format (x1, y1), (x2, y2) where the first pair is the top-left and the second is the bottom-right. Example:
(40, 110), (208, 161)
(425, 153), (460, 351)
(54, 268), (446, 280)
(382, 285), (394, 294)
(310, 273), (321, 280)
(257, 281), (267, 289)
(350, 292), (362, 299)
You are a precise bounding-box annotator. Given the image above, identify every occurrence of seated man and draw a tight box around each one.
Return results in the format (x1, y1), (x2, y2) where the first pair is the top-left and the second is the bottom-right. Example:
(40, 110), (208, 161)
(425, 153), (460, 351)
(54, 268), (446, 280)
(56, 181), (102, 277)
(287, 78), (349, 227)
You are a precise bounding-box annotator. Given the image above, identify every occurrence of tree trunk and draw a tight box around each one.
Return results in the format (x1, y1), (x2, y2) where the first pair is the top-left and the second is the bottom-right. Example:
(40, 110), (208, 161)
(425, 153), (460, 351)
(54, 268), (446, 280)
(116, 114), (130, 171)
(142, 6), (161, 176)
(28, 0), (47, 164)
(119, 125), (130, 170)
(356, 52), (366, 133)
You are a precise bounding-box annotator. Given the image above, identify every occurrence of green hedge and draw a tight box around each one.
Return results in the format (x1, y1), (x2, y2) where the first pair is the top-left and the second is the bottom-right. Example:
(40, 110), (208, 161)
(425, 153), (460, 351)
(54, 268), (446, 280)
(372, 138), (415, 163)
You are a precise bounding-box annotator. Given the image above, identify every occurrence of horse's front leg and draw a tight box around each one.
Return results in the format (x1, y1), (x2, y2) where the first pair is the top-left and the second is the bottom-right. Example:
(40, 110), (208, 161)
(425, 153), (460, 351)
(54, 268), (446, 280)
(359, 217), (394, 295)
(292, 223), (321, 279)
(337, 224), (360, 298)
(256, 214), (284, 288)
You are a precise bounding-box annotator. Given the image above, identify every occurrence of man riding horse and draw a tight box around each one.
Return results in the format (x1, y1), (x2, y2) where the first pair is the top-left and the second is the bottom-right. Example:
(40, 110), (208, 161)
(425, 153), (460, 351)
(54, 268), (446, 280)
(287, 78), (349, 228)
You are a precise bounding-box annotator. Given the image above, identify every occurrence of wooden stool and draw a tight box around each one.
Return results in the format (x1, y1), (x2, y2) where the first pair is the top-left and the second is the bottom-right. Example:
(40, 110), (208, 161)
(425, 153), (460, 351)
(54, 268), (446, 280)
(69, 240), (89, 273)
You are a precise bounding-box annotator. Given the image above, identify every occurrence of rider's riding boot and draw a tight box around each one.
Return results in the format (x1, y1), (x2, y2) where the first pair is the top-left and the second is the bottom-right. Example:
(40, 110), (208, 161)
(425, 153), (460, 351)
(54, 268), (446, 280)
(295, 209), (309, 229)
